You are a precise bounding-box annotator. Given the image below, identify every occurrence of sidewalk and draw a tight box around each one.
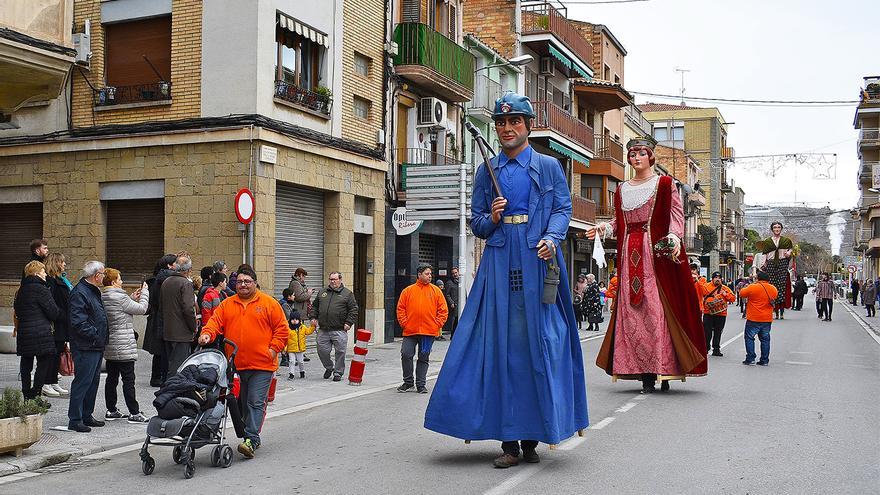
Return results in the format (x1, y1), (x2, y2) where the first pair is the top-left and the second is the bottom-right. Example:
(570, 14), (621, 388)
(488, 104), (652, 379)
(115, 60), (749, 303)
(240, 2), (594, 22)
(0, 337), (454, 477)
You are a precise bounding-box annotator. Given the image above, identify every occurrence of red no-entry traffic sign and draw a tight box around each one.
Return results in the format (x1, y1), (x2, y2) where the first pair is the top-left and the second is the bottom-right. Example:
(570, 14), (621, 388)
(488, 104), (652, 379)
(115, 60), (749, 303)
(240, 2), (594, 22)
(234, 188), (255, 224)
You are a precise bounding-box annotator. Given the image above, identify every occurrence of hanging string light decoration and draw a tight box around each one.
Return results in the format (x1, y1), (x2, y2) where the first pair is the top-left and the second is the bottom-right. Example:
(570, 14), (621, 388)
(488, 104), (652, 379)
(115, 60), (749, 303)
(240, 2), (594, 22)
(719, 153), (837, 179)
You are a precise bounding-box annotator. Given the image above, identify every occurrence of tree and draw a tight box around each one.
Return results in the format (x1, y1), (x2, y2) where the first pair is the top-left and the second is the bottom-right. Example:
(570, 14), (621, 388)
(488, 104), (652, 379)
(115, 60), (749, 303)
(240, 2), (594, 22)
(797, 241), (831, 276)
(697, 224), (716, 254)
(743, 229), (761, 254)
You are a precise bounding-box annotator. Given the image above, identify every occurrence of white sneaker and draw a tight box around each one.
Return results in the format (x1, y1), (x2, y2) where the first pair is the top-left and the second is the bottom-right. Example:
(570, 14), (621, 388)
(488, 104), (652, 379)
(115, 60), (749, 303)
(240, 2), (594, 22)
(41, 385), (61, 397)
(51, 384), (68, 395)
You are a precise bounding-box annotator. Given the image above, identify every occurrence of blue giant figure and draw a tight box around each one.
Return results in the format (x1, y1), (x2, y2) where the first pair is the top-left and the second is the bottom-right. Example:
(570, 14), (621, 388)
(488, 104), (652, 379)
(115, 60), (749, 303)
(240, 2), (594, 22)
(424, 92), (589, 469)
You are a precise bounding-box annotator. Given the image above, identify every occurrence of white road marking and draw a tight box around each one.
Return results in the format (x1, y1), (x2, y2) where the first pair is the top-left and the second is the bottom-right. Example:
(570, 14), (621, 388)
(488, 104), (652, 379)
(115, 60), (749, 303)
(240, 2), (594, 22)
(615, 402), (637, 413)
(842, 303), (880, 345)
(784, 361), (813, 366)
(789, 351), (814, 355)
(0, 471), (42, 486)
(482, 461), (552, 495)
(843, 353), (866, 358)
(720, 331), (744, 350)
(589, 417), (616, 430)
(844, 363), (877, 370)
(580, 332), (607, 343)
(558, 435), (587, 451)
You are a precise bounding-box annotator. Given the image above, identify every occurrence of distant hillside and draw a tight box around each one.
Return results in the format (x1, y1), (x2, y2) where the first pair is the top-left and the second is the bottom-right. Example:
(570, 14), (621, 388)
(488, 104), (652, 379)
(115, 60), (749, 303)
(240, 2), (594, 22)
(743, 205), (856, 256)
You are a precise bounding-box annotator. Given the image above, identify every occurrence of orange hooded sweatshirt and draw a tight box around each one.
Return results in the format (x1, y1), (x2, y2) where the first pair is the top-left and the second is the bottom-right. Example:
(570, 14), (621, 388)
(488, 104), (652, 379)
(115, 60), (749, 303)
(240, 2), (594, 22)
(200, 290), (289, 371)
(396, 280), (449, 337)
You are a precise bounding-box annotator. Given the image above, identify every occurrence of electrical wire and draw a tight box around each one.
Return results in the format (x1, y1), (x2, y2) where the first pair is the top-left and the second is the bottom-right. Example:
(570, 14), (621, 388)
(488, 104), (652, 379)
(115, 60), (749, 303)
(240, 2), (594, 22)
(633, 91), (858, 107)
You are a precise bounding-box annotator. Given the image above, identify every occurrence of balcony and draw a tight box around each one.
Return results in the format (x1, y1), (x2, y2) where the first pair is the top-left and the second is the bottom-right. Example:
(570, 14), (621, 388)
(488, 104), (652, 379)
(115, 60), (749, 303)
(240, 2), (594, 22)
(686, 235), (704, 254)
(393, 23), (474, 102)
(532, 100), (594, 154)
(0, 0), (75, 113)
(859, 128), (880, 149)
(396, 147), (460, 200)
(593, 134), (624, 164)
(572, 79), (633, 114)
(859, 79), (880, 105)
(521, 2), (592, 71)
(571, 194), (596, 225)
(273, 81), (331, 118)
(859, 161), (878, 183)
(625, 104), (653, 137)
(722, 146), (735, 160)
(720, 210), (733, 225)
(595, 204), (615, 219)
(94, 82), (172, 109)
(585, 134), (625, 181)
(468, 74), (503, 123)
(720, 180), (733, 193)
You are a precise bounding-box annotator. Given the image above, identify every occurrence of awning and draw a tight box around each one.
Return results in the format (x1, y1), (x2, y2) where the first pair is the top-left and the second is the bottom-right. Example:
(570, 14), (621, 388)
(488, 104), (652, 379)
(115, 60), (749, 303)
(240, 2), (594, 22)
(548, 45), (571, 69)
(571, 63), (590, 79)
(549, 139), (590, 168)
(277, 12), (330, 48)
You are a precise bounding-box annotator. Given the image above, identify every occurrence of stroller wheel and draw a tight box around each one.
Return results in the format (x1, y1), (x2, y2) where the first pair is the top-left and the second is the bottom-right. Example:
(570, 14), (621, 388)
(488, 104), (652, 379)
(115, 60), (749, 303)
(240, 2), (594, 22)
(184, 461), (195, 479)
(172, 445), (183, 464)
(211, 446), (221, 467)
(142, 457), (155, 476)
(220, 444), (234, 468)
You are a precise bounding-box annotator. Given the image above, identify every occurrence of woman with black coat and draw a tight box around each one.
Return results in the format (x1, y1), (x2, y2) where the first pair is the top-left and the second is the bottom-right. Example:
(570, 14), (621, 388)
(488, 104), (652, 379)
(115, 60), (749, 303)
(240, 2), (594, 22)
(583, 273), (604, 332)
(44, 253), (72, 396)
(144, 254), (177, 387)
(14, 261), (60, 401)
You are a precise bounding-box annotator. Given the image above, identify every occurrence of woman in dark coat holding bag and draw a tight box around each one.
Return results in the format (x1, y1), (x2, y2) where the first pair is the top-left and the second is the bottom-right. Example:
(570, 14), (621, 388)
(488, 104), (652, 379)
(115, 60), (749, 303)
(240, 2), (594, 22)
(45, 253), (72, 396)
(14, 261), (59, 401)
(583, 274), (603, 331)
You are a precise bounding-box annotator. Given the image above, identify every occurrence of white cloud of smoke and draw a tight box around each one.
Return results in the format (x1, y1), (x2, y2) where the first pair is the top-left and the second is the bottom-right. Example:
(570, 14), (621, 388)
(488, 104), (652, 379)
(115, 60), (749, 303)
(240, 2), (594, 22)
(826, 212), (846, 256)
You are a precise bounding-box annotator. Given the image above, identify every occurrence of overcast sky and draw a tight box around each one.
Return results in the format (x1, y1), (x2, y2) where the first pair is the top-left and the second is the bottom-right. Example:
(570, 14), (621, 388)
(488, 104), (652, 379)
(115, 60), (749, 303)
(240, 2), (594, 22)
(564, 0), (877, 210)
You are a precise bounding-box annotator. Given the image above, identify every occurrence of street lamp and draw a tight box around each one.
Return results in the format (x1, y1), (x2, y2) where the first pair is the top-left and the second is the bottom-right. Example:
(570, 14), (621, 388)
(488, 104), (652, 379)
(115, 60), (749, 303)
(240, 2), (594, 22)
(474, 54), (534, 74)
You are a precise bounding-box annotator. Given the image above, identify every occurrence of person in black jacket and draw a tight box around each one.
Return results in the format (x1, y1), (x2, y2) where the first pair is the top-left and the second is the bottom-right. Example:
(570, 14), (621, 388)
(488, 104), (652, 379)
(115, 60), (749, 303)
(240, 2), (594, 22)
(792, 275), (808, 311)
(14, 261), (59, 401)
(144, 254), (177, 387)
(44, 253), (72, 396)
(67, 260), (109, 433)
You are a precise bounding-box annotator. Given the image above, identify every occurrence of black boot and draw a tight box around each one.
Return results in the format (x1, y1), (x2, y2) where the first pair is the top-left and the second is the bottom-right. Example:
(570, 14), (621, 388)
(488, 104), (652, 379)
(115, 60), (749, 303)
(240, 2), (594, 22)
(640, 374), (656, 394)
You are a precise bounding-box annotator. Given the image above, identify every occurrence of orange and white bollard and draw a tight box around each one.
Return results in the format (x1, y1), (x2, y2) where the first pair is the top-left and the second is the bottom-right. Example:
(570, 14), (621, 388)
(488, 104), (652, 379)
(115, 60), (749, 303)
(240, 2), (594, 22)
(348, 329), (372, 386)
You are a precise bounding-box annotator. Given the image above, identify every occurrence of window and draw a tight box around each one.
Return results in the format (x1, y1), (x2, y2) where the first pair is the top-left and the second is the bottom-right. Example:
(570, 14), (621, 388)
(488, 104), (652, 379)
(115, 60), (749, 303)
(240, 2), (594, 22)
(105, 199), (164, 282)
(603, 64), (611, 80)
(276, 22), (326, 91)
(353, 96), (371, 120)
(0, 202), (42, 279)
(671, 125), (684, 141)
(580, 175), (602, 204)
(654, 123), (684, 142)
(654, 127), (669, 141)
(614, 74), (620, 84)
(354, 52), (371, 77)
(104, 16), (171, 87)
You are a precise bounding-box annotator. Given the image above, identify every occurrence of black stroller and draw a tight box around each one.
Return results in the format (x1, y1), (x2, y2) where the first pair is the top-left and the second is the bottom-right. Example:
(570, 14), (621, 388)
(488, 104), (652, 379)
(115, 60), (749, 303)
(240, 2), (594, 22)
(140, 339), (244, 479)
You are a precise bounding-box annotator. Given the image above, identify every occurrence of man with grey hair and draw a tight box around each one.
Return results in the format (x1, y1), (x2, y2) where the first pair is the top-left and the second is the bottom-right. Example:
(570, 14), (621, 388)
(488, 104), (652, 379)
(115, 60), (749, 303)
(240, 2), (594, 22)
(213, 260), (234, 298)
(161, 254), (197, 376)
(67, 261), (108, 433)
(309, 271), (358, 381)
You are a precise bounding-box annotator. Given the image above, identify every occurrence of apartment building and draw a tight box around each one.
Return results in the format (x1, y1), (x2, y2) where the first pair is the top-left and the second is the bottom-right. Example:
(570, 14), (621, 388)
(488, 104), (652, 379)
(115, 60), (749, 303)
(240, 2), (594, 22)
(640, 103), (735, 273)
(653, 144), (705, 260)
(853, 76), (880, 280)
(0, 0), (389, 338)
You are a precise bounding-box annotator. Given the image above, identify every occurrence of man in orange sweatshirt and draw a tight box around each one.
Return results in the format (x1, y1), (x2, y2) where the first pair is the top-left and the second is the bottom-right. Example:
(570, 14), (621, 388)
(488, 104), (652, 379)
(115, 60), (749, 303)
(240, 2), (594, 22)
(198, 265), (289, 458)
(396, 264), (448, 394)
(696, 271), (737, 357)
(738, 270), (779, 366)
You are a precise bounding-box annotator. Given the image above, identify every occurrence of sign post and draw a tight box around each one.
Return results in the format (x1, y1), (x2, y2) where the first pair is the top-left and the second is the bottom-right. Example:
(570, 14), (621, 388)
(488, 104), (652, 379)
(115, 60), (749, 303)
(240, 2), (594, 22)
(235, 188), (255, 267)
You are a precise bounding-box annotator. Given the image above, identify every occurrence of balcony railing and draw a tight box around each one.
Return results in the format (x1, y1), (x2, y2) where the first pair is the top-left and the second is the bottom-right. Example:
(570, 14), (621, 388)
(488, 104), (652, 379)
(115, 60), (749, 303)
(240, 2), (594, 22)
(720, 212), (733, 224)
(533, 100), (594, 152)
(593, 135), (624, 164)
(274, 81), (332, 116)
(469, 74), (503, 115)
(521, 2), (593, 67)
(94, 82), (171, 107)
(595, 204), (615, 219)
(860, 86), (880, 104)
(624, 104), (653, 137)
(720, 180), (733, 193)
(854, 227), (872, 250)
(393, 23), (475, 92)
(571, 195), (596, 225)
(397, 147), (460, 191)
(859, 128), (880, 145)
(686, 235), (704, 253)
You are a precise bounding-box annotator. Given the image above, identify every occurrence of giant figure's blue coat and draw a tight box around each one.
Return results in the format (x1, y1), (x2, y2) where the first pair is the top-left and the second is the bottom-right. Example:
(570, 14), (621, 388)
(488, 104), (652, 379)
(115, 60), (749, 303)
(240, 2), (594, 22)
(424, 146), (589, 445)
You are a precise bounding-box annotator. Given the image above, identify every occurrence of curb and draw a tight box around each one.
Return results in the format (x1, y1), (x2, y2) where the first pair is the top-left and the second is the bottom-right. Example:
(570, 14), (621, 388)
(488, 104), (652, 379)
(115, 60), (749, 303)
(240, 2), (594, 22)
(0, 433), (146, 478)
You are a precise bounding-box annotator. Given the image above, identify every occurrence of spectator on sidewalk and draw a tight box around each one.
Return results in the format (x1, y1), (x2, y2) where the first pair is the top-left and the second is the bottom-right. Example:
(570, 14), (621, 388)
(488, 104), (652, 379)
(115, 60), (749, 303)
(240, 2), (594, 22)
(198, 265), (289, 459)
(201, 272), (227, 325)
(740, 271), (778, 366)
(286, 310), (313, 380)
(195, 265), (214, 312)
(22, 239), (49, 280)
(101, 268), (150, 423)
(144, 254), (177, 387)
(862, 279), (877, 317)
(396, 265), (448, 394)
(696, 271), (737, 357)
(161, 254), (197, 377)
(67, 260), (109, 433)
(14, 261), (59, 402)
(309, 271), (358, 382)
(213, 260), (236, 298)
(850, 278), (860, 306)
(288, 267), (314, 362)
(444, 267), (461, 338)
(583, 274), (603, 332)
(606, 270), (618, 311)
(792, 275), (808, 311)
(44, 253), (72, 396)
(816, 273), (836, 321)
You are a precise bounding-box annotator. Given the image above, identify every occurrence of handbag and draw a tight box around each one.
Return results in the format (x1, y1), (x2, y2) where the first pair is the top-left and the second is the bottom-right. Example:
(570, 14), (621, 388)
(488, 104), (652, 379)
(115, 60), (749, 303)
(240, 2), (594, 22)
(59, 343), (75, 376)
(703, 285), (727, 315)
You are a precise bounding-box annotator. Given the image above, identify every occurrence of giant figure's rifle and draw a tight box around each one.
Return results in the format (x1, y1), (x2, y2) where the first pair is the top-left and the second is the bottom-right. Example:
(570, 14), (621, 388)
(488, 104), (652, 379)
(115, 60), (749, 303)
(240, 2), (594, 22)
(465, 122), (560, 305)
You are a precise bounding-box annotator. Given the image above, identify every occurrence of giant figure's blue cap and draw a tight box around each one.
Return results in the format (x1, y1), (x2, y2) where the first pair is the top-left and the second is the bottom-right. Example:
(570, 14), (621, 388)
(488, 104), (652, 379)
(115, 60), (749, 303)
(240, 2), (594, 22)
(493, 92), (536, 119)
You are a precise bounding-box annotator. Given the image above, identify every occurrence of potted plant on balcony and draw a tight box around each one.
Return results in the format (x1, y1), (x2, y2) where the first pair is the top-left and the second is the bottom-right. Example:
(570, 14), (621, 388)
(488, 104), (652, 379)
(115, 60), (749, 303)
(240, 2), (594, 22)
(314, 86), (332, 113)
(0, 388), (49, 457)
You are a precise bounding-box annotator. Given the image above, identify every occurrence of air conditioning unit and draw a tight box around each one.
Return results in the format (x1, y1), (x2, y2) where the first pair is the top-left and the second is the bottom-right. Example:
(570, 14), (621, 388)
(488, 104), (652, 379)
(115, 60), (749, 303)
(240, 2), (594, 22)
(418, 97), (447, 128)
(73, 19), (92, 67)
(539, 57), (555, 76)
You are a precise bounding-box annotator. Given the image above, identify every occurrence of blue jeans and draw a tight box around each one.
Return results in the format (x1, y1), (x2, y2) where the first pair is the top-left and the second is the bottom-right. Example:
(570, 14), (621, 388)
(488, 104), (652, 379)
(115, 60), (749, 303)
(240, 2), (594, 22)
(68, 349), (103, 426)
(744, 321), (771, 364)
(238, 370), (273, 445)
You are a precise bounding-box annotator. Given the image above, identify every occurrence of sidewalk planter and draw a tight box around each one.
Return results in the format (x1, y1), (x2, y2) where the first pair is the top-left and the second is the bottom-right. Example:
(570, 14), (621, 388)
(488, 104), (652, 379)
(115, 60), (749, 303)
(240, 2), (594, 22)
(0, 414), (43, 457)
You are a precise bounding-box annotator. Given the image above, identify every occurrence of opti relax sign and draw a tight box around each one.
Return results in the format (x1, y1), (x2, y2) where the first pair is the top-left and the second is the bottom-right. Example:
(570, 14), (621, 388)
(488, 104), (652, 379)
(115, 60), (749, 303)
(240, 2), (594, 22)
(392, 207), (423, 236)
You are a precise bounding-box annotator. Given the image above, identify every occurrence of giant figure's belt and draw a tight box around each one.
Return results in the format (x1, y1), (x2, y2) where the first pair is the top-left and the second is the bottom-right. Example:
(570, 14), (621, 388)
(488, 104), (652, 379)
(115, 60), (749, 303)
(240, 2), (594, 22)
(503, 214), (529, 224)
